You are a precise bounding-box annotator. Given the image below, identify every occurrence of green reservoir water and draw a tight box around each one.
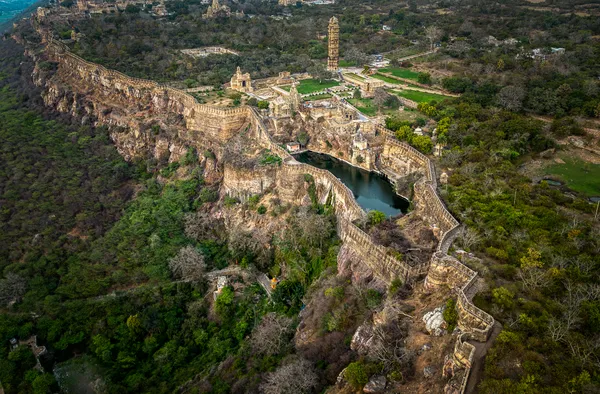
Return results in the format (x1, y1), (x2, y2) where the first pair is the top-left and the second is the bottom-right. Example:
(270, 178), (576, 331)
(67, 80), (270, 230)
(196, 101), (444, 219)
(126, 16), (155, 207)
(294, 151), (409, 217)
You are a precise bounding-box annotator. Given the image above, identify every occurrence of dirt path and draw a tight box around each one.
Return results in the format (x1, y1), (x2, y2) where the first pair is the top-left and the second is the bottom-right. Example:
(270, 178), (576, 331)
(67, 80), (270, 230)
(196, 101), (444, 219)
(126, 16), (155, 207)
(464, 321), (503, 393)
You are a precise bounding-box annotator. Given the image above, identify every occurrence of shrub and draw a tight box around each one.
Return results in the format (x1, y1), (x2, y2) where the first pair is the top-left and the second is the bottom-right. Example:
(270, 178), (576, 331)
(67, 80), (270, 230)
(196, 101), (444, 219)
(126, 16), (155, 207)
(344, 361), (369, 389)
(366, 289), (383, 309)
(257, 205), (267, 214)
(324, 286), (345, 301)
(182, 147), (197, 166)
(224, 196), (239, 207)
(417, 72), (432, 85)
(160, 162), (180, 178)
(368, 210), (386, 225)
(389, 278), (403, 295)
(215, 286), (235, 318)
(203, 149), (216, 160)
(443, 298), (458, 332)
(257, 100), (270, 110)
(247, 194), (260, 209)
(492, 287), (515, 310)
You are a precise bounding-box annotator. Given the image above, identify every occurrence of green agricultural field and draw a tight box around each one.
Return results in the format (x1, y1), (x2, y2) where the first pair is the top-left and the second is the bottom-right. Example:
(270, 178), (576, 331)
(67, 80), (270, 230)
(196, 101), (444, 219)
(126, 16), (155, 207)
(544, 157), (600, 196)
(372, 73), (400, 84)
(393, 89), (451, 104)
(344, 73), (366, 82)
(378, 67), (420, 80)
(281, 79), (340, 94)
(348, 98), (397, 117)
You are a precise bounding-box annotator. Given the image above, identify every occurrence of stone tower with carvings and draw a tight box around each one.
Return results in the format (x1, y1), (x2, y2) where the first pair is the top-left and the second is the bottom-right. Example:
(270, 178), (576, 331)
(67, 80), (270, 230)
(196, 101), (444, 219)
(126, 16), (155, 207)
(327, 16), (339, 72)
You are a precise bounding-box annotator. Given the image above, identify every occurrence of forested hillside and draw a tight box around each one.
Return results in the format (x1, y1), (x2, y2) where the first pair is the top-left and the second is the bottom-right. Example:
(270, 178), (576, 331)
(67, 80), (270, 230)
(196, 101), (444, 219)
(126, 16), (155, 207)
(0, 38), (347, 393)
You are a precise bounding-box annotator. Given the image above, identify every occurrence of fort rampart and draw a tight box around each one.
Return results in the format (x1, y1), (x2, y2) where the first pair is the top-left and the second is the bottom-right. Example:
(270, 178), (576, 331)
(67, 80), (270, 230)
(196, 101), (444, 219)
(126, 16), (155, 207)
(30, 31), (493, 393)
(45, 39), (249, 141)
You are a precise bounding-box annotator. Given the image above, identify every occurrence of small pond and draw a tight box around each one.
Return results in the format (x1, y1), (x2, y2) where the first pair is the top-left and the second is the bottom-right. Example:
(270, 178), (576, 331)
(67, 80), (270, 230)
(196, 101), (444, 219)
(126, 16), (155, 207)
(540, 178), (563, 187)
(294, 151), (410, 216)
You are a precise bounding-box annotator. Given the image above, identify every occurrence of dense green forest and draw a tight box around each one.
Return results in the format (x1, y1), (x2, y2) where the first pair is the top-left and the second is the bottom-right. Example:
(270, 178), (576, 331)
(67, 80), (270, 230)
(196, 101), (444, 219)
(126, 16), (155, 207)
(0, 39), (356, 393)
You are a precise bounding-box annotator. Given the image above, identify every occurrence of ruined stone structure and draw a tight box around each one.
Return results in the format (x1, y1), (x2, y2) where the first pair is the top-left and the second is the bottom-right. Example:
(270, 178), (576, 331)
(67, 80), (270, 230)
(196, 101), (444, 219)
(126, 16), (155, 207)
(327, 16), (339, 72)
(342, 73), (385, 98)
(23, 22), (494, 392)
(181, 47), (239, 58)
(351, 128), (372, 167)
(203, 0), (230, 18)
(270, 82), (302, 117)
(230, 66), (253, 93)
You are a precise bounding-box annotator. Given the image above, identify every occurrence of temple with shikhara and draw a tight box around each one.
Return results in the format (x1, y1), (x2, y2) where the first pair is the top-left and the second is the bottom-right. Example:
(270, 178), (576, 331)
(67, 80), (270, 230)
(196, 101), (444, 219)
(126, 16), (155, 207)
(327, 16), (340, 72)
(203, 0), (229, 18)
(230, 67), (253, 93)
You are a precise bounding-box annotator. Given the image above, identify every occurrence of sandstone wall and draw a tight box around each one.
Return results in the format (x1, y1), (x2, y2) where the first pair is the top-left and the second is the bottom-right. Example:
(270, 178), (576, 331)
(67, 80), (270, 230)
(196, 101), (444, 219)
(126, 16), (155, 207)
(45, 39), (249, 142)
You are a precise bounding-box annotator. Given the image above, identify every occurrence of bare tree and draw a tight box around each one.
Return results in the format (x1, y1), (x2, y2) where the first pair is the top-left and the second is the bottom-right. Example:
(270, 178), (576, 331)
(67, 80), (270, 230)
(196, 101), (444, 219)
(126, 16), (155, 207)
(548, 317), (568, 343)
(369, 325), (413, 371)
(0, 273), (26, 306)
(295, 210), (334, 249)
(344, 47), (369, 67)
(456, 226), (481, 250)
(425, 25), (442, 50)
(497, 86), (526, 112)
(228, 225), (272, 268)
(249, 313), (294, 356)
(518, 266), (549, 291)
(184, 212), (224, 241)
(168, 246), (206, 281)
(260, 356), (319, 394)
(372, 88), (389, 112)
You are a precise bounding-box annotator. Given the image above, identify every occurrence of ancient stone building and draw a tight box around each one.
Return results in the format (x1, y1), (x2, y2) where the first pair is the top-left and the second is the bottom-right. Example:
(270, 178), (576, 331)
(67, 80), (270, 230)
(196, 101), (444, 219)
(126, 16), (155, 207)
(270, 82), (302, 118)
(288, 82), (302, 112)
(351, 128), (373, 168)
(77, 0), (88, 12)
(278, 0), (296, 5)
(153, 0), (168, 16)
(203, 0), (230, 18)
(327, 16), (340, 72)
(342, 73), (385, 98)
(230, 67), (253, 93)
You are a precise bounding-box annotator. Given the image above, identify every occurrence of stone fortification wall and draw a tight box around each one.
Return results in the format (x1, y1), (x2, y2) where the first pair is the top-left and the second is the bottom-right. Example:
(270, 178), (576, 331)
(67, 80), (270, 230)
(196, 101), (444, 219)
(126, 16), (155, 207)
(251, 109), (427, 283)
(425, 252), (494, 342)
(45, 39), (249, 142)
(29, 28), (493, 392)
(374, 124), (492, 392)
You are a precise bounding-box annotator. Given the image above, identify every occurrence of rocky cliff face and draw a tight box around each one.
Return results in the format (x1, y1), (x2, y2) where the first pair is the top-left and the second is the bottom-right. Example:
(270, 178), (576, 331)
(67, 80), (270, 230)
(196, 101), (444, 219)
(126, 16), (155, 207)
(26, 39), (252, 169)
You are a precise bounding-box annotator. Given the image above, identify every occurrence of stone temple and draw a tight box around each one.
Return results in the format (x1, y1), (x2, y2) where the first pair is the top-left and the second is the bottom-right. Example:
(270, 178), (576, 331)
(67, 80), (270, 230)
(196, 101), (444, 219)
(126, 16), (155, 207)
(230, 67), (253, 93)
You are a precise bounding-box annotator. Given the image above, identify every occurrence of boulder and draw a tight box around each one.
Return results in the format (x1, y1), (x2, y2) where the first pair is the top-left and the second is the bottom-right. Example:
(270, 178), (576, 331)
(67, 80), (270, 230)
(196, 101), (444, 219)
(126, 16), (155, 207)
(419, 342), (433, 354)
(363, 375), (387, 393)
(423, 365), (436, 378)
(350, 323), (374, 355)
(423, 306), (447, 336)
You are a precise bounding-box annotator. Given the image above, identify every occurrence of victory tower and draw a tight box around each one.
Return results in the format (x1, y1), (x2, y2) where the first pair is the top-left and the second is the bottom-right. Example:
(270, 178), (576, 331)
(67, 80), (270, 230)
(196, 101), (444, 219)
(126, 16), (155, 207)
(327, 16), (340, 72)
